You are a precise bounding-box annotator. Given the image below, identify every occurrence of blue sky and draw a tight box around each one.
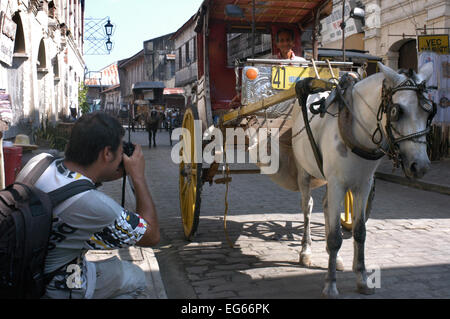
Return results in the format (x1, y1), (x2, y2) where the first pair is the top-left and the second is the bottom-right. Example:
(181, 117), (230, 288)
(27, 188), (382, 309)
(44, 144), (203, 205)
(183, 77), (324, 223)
(84, 0), (204, 72)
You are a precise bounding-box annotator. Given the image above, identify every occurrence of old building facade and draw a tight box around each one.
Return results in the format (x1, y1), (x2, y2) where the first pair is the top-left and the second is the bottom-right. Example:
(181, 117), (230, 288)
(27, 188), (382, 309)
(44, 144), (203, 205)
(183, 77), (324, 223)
(0, 0), (85, 139)
(319, 0), (449, 70)
(118, 49), (145, 106)
(362, 0), (449, 70)
(118, 33), (183, 113)
(85, 61), (120, 113)
(172, 16), (198, 109)
(144, 33), (176, 88)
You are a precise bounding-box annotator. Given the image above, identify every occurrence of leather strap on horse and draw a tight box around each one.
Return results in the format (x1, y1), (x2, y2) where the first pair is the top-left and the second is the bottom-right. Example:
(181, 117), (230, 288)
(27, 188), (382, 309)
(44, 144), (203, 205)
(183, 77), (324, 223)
(336, 76), (389, 161)
(338, 106), (387, 160)
(295, 78), (335, 178)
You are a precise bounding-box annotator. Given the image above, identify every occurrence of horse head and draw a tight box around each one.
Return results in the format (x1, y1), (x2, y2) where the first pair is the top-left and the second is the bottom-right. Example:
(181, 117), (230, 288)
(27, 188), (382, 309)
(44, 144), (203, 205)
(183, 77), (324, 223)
(378, 62), (435, 179)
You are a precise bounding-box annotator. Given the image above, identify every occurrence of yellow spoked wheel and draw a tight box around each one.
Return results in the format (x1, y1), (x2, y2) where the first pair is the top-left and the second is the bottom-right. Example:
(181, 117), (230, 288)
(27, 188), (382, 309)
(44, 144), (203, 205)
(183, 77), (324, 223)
(179, 108), (202, 241)
(340, 182), (376, 231)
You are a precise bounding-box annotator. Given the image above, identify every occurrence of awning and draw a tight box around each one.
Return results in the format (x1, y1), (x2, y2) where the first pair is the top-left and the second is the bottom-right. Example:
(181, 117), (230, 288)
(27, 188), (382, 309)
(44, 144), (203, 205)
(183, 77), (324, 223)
(164, 88), (185, 95)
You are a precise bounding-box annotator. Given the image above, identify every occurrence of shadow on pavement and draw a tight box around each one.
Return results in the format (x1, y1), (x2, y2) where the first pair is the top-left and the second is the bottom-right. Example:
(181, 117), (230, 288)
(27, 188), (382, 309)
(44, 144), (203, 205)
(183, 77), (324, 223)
(155, 216), (450, 299)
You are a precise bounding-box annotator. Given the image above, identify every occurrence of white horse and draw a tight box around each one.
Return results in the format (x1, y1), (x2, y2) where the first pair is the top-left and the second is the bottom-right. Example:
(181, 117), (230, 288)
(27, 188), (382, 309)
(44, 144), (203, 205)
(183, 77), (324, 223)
(248, 62), (434, 297)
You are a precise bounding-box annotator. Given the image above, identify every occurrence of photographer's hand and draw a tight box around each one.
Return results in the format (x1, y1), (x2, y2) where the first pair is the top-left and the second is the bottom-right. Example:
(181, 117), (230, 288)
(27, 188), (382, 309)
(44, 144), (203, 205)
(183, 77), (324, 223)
(123, 144), (145, 183)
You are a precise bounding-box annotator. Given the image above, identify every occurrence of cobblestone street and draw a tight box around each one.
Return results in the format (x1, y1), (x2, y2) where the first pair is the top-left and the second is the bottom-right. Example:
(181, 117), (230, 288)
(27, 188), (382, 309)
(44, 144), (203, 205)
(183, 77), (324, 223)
(102, 130), (450, 299)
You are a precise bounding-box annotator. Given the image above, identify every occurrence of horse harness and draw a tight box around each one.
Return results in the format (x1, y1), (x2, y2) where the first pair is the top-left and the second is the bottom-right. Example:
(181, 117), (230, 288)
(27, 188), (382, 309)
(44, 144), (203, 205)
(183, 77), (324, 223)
(294, 71), (437, 177)
(374, 73), (437, 168)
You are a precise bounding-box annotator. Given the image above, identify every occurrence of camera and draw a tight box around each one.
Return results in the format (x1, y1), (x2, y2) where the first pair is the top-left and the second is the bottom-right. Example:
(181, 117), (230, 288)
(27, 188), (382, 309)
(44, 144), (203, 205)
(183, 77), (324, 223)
(120, 142), (135, 170)
(123, 141), (135, 157)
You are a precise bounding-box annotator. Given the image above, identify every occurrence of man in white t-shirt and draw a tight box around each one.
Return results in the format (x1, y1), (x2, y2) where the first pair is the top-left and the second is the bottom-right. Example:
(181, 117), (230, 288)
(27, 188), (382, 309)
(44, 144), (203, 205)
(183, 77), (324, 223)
(16, 112), (160, 299)
(274, 28), (307, 62)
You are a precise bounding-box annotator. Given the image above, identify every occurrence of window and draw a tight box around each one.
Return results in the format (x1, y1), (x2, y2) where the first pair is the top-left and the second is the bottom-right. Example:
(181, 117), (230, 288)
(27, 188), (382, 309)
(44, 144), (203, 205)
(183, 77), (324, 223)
(192, 36), (197, 62)
(170, 60), (175, 77)
(52, 56), (59, 79)
(185, 41), (190, 64)
(12, 13), (26, 54)
(178, 47), (183, 70)
(37, 39), (46, 69)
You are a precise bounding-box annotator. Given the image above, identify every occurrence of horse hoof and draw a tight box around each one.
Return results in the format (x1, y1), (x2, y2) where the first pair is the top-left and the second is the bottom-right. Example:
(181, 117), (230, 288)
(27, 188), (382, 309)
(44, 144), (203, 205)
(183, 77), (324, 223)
(336, 256), (345, 272)
(357, 283), (376, 295)
(322, 282), (339, 299)
(299, 253), (312, 267)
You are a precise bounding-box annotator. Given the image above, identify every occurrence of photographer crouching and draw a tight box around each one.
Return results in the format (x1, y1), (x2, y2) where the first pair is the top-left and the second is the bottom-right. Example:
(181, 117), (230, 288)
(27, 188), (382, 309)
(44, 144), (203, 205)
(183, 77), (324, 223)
(16, 112), (160, 299)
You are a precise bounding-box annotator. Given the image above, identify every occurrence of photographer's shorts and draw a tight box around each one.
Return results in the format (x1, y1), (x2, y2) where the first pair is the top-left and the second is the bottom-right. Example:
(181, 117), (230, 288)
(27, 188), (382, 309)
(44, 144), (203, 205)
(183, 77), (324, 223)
(43, 256), (148, 299)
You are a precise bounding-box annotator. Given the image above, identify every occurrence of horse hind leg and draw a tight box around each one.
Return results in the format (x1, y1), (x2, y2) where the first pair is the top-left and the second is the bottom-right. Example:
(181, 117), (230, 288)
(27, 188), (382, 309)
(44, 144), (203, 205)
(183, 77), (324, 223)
(298, 168), (313, 267)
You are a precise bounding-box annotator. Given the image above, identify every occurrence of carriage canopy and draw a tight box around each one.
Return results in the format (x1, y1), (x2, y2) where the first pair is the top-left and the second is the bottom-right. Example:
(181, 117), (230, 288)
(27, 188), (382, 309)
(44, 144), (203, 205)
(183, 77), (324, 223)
(200, 0), (332, 24)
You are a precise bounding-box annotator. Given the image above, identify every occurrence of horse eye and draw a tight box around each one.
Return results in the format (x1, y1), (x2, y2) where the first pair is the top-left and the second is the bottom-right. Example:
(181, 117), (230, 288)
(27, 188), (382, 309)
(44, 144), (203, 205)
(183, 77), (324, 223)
(390, 104), (401, 122)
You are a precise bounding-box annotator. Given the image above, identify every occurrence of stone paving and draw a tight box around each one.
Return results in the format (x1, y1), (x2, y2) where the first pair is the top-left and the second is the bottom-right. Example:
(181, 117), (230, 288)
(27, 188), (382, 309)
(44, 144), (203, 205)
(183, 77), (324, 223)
(103, 129), (450, 299)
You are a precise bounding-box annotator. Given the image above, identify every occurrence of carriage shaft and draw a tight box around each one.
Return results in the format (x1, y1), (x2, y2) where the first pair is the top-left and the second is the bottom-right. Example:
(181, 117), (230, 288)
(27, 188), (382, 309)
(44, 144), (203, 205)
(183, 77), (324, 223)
(221, 87), (297, 124)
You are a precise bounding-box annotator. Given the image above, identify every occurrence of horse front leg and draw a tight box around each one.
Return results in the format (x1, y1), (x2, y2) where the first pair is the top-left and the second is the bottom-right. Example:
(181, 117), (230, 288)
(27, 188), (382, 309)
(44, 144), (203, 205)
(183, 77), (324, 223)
(322, 181), (345, 298)
(352, 180), (376, 295)
(298, 168), (313, 267)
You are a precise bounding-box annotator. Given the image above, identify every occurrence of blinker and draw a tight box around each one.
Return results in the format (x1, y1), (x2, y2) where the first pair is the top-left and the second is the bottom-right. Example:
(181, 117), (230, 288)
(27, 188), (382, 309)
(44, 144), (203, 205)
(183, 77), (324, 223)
(389, 104), (401, 122)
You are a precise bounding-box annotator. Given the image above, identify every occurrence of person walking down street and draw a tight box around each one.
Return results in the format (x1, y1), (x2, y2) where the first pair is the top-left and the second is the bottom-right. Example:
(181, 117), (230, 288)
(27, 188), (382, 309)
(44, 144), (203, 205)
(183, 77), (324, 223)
(145, 110), (161, 148)
(16, 112), (160, 299)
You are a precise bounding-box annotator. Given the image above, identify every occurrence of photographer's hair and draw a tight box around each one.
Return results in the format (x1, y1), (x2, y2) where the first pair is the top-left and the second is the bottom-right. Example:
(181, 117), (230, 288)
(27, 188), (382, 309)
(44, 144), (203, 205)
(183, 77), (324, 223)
(276, 28), (295, 42)
(65, 112), (125, 166)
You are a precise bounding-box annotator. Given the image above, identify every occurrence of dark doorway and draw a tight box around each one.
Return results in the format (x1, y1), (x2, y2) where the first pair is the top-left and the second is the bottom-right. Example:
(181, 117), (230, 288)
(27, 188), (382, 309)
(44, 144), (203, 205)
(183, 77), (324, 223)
(398, 39), (417, 72)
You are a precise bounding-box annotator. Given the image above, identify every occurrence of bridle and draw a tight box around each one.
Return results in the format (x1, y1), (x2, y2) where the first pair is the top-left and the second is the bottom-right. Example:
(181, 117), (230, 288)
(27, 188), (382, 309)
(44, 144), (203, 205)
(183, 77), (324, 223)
(294, 72), (436, 179)
(372, 73), (437, 169)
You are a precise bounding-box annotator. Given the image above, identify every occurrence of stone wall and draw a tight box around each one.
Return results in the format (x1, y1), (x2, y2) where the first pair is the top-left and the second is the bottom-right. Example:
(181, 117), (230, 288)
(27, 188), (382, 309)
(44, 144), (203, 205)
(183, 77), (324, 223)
(0, 0), (85, 140)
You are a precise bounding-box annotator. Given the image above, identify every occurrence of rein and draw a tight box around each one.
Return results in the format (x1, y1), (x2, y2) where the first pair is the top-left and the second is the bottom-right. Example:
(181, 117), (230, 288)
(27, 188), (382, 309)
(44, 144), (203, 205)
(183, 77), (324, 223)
(293, 72), (437, 178)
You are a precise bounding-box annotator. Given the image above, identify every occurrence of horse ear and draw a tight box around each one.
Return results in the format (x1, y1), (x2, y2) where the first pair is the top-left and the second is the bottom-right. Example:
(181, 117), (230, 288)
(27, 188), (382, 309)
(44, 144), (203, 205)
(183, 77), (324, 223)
(378, 62), (403, 87)
(417, 62), (433, 83)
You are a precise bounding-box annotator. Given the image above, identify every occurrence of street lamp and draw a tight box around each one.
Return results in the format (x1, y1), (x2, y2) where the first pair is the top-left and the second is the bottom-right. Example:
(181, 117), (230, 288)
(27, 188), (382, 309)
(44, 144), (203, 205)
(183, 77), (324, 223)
(104, 19), (114, 37)
(340, 2), (365, 63)
(106, 38), (113, 52)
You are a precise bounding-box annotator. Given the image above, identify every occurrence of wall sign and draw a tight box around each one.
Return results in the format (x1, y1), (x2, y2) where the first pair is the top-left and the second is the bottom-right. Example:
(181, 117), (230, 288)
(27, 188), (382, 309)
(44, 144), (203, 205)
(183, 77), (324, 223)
(418, 35), (449, 55)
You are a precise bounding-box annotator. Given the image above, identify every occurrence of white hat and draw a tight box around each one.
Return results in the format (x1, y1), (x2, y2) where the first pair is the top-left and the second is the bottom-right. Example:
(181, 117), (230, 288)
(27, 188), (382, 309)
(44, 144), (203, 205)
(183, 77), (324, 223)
(13, 134), (38, 150)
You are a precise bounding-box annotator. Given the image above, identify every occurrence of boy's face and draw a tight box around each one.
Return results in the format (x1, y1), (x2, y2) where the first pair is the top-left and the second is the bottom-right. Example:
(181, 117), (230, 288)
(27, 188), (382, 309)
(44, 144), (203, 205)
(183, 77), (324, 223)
(276, 31), (294, 54)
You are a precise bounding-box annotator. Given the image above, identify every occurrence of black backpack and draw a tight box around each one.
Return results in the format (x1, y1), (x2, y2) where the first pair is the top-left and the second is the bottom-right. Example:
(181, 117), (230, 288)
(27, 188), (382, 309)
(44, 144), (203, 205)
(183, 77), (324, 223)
(0, 156), (95, 299)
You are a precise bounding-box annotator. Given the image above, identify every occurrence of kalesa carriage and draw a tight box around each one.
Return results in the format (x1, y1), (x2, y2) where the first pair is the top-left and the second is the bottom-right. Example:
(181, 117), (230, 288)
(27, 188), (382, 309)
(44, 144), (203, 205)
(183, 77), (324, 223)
(177, 0), (437, 297)
(179, 0), (371, 240)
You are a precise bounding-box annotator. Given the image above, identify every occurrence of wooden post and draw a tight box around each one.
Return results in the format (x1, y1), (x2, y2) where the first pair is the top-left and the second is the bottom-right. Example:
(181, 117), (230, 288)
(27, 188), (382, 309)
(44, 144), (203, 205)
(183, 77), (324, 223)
(312, 10), (319, 61)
